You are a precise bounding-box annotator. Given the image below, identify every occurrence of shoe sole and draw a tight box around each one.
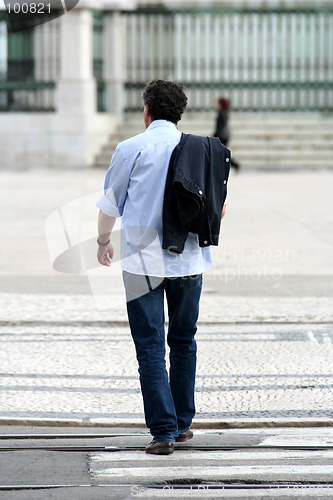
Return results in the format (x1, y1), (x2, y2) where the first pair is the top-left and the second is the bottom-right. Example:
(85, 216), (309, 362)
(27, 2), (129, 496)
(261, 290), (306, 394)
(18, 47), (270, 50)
(145, 448), (174, 455)
(175, 434), (193, 443)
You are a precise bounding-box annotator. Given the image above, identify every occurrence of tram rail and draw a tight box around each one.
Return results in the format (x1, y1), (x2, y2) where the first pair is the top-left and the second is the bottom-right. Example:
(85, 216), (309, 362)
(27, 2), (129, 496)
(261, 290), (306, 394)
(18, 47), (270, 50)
(1, 432), (333, 452)
(1, 431), (333, 495)
(1, 483), (333, 491)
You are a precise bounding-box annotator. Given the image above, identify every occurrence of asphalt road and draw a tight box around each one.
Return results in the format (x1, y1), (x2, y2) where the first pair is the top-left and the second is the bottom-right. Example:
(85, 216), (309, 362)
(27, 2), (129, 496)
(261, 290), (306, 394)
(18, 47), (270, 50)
(1, 426), (333, 499)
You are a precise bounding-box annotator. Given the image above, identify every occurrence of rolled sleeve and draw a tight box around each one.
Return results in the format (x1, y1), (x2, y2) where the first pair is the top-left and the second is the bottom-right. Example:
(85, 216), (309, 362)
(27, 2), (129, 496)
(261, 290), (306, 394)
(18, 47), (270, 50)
(95, 148), (131, 218)
(95, 191), (121, 217)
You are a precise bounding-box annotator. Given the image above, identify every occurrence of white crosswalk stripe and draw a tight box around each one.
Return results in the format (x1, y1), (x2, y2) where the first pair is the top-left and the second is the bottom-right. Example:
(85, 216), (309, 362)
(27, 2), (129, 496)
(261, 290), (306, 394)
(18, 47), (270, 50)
(88, 430), (333, 497)
(91, 462), (333, 480)
(92, 450), (333, 462)
(122, 487), (333, 498)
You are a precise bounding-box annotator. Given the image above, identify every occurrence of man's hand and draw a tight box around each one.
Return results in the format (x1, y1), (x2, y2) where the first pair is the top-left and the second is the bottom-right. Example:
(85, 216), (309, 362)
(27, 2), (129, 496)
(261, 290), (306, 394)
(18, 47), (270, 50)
(97, 243), (114, 267)
(221, 204), (226, 219)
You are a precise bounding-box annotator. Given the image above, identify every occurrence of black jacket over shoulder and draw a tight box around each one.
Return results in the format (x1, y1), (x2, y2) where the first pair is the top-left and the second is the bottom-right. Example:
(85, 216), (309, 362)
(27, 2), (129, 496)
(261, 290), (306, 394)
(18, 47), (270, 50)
(162, 133), (230, 254)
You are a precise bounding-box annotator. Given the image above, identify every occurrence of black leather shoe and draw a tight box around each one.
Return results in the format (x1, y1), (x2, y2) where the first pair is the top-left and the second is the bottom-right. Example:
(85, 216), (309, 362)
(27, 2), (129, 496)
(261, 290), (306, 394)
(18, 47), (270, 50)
(145, 439), (174, 455)
(175, 429), (193, 442)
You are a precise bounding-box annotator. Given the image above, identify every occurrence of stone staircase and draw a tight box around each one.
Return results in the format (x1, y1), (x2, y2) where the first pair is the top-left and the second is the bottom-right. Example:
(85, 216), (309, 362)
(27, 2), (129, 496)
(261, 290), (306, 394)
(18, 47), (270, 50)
(94, 112), (333, 169)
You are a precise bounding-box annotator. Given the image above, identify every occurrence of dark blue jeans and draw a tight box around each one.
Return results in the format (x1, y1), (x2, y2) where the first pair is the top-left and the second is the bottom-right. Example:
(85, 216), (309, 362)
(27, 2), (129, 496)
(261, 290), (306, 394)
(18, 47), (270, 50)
(123, 272), (202, 443)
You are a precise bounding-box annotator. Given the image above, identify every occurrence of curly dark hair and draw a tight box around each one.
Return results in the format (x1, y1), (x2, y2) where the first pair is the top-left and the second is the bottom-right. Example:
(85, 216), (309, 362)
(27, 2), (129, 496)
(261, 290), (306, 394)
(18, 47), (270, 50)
(143, 80), (188, 124)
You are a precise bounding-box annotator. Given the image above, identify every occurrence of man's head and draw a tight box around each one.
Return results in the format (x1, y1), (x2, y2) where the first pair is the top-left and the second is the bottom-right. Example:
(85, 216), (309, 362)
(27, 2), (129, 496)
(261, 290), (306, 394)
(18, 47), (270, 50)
(143, 80), (188, 127)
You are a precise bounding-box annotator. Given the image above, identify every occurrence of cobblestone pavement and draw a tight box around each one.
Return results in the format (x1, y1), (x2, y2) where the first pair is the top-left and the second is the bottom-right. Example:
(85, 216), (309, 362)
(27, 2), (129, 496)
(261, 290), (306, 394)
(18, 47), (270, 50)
(0, 321), (332, 423)
(1, 292), (333, 324)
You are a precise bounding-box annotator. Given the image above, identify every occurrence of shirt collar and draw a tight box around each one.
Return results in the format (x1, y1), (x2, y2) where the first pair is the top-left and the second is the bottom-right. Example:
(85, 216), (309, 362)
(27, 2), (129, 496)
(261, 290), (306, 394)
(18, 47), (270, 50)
(147, 120), (177, 131)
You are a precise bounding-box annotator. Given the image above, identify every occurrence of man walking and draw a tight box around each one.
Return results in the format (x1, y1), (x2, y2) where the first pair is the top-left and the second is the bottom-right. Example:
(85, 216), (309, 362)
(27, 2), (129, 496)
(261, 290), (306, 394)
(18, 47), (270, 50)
(96, 80), (228, 455)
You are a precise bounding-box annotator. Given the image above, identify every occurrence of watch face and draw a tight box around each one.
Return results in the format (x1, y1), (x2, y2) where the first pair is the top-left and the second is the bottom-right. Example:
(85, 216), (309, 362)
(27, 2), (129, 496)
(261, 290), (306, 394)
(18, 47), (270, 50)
(4, 0), (80, 33)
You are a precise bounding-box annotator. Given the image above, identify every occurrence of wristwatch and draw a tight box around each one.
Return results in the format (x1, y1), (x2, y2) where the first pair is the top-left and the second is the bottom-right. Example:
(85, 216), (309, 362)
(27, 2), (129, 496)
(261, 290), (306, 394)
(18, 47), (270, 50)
(97, 238), (110, 247)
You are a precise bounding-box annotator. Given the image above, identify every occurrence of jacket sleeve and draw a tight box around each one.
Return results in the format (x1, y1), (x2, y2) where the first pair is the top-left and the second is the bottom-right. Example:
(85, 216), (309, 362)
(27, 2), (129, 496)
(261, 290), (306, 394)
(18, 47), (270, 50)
(173, 136), (208, 228)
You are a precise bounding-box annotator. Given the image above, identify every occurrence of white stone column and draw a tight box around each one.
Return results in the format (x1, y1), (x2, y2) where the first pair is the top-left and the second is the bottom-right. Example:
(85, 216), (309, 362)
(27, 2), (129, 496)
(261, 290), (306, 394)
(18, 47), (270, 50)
(56, 9), (96, 114)
(103, 12), (127, 115)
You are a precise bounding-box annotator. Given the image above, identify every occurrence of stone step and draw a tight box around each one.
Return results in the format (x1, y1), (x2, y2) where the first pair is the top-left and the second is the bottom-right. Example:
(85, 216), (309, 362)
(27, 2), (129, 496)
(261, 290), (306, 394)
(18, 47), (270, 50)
(117, 124), (333, 135)
(94, 155), (333, 169)
(95, 152), (332, 162)
(99, 140), (333, 152)
(94, 112), (333, 168)
(124, 112), (333, 123)
(124, 115), (333, 128)
(232, 142), (333, 150)
(106, 128), (333, 141)
(96, 150), (333, 163)
(99, 132), (333, 147)
(103, 131), (333, 142)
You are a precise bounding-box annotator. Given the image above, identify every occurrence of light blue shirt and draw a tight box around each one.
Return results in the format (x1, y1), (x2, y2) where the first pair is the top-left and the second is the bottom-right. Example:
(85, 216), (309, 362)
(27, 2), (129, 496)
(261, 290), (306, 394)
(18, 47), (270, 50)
(96, 120), (212, 277)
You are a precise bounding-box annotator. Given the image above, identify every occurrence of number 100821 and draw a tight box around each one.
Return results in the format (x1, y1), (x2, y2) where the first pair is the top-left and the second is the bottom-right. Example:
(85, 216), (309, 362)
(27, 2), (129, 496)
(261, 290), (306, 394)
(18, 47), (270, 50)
(5, 3), (52, 14)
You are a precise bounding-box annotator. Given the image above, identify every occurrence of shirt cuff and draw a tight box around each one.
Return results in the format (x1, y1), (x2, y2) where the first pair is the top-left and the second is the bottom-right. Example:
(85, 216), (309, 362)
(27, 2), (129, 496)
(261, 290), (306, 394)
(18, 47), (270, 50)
(95, 193), (121, 218)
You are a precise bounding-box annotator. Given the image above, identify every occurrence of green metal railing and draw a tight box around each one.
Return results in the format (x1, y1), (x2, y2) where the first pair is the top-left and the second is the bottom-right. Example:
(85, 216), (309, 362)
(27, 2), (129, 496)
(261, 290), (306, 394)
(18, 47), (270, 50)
(1, 8), (333, 113)
(0, 12), (57, 112)
(122, 7), (333, 112)
(125, 81), (333, 113)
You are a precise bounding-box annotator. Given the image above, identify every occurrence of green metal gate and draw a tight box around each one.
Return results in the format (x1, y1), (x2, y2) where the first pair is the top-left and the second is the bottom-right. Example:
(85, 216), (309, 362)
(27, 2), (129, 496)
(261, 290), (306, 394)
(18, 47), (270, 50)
(0, 12), (57, 112)
(123, 7), (333, 112)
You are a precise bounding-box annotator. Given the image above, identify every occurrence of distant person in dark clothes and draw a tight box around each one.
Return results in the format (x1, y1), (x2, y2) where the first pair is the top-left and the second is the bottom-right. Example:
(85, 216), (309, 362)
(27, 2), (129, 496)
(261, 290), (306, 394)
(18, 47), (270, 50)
(214, 97), (240, 171)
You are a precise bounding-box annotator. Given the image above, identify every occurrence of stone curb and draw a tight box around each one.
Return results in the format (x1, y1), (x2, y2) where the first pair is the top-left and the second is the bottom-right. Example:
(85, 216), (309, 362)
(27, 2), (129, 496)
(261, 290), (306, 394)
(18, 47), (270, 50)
(0, 417), (332, 428)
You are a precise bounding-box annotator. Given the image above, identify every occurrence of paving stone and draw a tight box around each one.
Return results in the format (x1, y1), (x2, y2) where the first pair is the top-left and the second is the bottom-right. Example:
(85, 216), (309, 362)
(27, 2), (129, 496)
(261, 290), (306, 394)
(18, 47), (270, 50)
(0, 323), (332, 422)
